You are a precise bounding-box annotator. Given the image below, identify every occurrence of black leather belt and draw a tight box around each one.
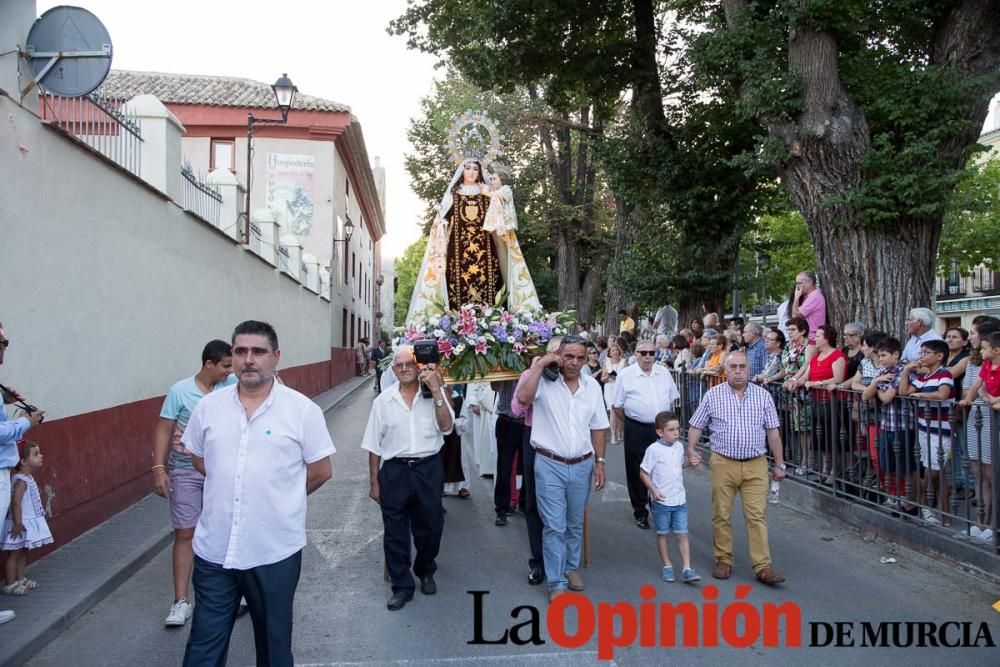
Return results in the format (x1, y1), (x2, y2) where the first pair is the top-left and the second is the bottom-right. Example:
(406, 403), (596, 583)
(385, 454), (438, 467)
(497, 413), (524, 423)
(625, 416), (655, 427)
(534, 448), (593, 465)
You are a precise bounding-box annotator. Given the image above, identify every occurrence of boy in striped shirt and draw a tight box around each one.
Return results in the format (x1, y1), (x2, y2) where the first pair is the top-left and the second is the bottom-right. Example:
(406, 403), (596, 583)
(900, 339), (953, 525)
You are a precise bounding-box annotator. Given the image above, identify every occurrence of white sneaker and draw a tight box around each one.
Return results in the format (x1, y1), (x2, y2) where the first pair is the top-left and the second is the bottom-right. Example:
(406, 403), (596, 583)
(920, 508), (941, 525)
(969, 526), (982, 538)
(978, 528), (994, 542)
(0, 609), (14, 625)
(164, 599), (193, 627)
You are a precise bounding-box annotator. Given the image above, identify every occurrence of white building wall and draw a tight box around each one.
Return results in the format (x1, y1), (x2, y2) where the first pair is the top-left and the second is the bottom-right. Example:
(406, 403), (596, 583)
(0, 95), (331, 420)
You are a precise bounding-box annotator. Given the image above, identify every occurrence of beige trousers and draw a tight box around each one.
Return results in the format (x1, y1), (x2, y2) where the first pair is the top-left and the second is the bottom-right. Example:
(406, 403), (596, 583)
(710, 453), (771, 572)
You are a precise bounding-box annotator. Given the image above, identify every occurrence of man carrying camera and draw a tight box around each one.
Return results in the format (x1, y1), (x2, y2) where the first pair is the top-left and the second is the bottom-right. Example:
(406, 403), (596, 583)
(0, 322), (45, 626)
(515, 335), (609, 601)
(362, 345), (455, 611)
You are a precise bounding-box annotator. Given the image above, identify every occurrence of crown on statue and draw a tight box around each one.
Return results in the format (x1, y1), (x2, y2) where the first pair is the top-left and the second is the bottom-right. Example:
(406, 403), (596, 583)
(447, 109), (503, 168)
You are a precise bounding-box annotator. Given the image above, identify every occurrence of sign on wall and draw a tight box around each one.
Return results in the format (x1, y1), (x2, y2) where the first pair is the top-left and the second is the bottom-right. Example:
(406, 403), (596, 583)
(266, 153), (315, 235)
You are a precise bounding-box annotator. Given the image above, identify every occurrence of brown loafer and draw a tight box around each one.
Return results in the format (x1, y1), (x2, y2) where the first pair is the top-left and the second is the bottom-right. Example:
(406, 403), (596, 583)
(566, 571), (584, 592)
(755, 567), (786, 585)
(712, 560), (732, 580)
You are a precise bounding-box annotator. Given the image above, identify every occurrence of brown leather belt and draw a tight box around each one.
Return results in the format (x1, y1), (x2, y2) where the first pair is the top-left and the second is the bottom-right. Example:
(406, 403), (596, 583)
(534, 448), (593, 465)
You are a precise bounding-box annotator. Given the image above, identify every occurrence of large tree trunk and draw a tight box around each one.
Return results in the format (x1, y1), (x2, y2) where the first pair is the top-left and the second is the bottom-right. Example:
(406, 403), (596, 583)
(555, 226), (581, 311)
(723, 1), (1000, 335)
(809, 214), (940, 338)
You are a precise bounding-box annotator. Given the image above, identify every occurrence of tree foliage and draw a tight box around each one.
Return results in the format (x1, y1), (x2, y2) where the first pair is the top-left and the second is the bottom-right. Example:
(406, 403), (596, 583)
(679, 0), (1000, 333)
(939, 157), (1000, 275)
(394, 235), (427, 325)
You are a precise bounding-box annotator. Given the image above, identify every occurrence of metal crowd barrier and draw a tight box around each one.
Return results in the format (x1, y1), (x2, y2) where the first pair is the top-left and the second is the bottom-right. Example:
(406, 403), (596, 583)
(670, 369), (999, 554)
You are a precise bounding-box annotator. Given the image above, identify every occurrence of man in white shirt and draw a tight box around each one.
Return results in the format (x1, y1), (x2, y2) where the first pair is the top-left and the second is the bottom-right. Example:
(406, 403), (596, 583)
(612, 340), (680, 530)
(182, 321), (335, 667)
(901, 307), (943, 363)
(515, 335), (609, 601)
(362, 346), (455, 611)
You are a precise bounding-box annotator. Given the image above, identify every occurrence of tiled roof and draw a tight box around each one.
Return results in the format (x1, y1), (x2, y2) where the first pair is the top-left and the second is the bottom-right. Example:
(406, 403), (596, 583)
(102, 70), (350, 113)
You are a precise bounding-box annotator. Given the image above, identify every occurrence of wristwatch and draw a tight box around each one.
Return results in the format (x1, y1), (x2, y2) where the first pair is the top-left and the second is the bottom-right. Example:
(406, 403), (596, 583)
(776, 463), (787, 470)
(434, 398), (445, 408)
(596, 457), (606, 464)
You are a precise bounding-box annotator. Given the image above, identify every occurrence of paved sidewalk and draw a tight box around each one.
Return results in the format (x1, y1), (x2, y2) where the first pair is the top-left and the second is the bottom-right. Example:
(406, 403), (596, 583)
(0, 374), (372, 666)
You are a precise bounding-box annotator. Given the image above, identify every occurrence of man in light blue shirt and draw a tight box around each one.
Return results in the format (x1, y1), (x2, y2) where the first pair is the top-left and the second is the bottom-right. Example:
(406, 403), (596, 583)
(742, 323), (769, 378)
(0, 322), (45, 626)
(152, 339), (236, 628)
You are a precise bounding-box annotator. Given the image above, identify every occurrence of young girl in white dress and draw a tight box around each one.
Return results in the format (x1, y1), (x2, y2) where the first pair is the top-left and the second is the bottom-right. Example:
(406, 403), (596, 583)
(2, 441), (53, 595)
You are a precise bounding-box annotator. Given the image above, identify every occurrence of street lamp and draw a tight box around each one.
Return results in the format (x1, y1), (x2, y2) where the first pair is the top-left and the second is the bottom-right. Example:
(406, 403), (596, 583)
(334, 214), (355, 244)
(243, 73), (298, 244)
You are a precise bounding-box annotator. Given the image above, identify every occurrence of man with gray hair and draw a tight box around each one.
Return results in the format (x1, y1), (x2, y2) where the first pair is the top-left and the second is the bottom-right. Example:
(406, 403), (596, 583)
(741, 322), (767, 377)
(902, 307), (942, 363)
(363, 345), (454, 610)
(791, 271), (825, 341)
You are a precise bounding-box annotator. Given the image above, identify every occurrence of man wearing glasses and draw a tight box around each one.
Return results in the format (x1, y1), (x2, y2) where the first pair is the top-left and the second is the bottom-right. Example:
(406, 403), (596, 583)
(612, 340), (680, 529)
(0, 323), (45, 626)
(362, 346), (454, 611)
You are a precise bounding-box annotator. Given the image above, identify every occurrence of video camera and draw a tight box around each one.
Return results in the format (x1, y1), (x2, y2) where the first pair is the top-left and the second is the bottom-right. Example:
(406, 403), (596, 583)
(412, 340), (441, 398)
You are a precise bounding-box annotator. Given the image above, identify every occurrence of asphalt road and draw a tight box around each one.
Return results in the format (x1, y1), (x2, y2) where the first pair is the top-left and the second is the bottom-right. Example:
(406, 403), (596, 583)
(28, 385), (1000, 666)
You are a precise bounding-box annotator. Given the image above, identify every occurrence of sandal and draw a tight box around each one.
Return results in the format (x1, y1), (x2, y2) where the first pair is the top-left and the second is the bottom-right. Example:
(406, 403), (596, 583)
(458, 489), (471, 499)
(2, 581), (30, 596)
(19, 578), (38, 590)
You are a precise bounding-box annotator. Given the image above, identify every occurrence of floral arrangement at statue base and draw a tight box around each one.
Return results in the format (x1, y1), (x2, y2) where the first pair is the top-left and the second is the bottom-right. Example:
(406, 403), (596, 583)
(390, 303), (576, 383)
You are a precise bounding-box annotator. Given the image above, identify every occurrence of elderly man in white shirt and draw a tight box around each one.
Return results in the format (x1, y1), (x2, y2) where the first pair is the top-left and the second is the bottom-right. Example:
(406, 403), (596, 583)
(612, 339), (680, 530)
(182, 321), (334, 667)
(363, 346), (455, 611)
(901, 307), (943, 363)
(515, 335), (609, 601)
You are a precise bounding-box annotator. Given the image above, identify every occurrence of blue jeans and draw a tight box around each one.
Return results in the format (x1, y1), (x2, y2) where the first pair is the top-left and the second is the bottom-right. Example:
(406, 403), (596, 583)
(184, 551), (301, 667)
(534, 454), (594, 591)
(651, 502), (689, 534)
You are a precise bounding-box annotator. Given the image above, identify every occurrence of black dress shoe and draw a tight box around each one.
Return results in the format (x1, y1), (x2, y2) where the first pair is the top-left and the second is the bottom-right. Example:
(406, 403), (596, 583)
(495, 512), (508, 526)
(420, 575), (437, 595)
(636, 517), (651, 530)
(235, 603), (250, 619)
(387, 591), (413, 610)
(528, 567), (544, 585)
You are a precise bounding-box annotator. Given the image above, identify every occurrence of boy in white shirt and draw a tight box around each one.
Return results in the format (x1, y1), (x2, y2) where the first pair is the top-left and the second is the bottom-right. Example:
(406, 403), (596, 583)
(639, 412), (701, 583)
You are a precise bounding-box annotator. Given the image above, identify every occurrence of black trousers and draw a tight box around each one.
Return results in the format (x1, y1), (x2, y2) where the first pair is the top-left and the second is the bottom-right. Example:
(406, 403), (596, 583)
(624, 417), (658, 520)
(379, 454), (445, 594)
(184, 550), (302, 667)
(521, 426), (544, 570)
(494, 414), (525, 514)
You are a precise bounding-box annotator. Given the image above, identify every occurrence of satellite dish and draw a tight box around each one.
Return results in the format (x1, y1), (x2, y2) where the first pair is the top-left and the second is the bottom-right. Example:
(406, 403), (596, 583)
(23, 5), (113, 98)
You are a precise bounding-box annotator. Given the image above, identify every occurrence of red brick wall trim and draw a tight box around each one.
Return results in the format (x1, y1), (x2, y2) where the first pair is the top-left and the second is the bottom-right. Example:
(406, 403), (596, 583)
(22, 357), (335, 562)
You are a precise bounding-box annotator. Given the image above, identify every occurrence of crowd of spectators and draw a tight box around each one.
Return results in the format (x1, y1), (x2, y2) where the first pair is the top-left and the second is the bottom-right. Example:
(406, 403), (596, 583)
(610, 280), (997, 546)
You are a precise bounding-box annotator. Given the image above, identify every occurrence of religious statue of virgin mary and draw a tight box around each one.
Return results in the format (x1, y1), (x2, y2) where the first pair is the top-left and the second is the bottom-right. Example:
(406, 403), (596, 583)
(406, 112), (542, 324)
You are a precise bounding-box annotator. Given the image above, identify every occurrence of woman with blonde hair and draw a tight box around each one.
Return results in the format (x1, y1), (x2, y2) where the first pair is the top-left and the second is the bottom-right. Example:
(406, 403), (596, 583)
(601, 342), (628, 444)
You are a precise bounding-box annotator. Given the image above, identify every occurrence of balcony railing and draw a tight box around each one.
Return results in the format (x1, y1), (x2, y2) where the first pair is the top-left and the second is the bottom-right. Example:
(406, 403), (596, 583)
(180, 163), (222, 226)
(39, 84), (142, 176)
(935, 275), (967, 298)
(972, 267), (998, 294)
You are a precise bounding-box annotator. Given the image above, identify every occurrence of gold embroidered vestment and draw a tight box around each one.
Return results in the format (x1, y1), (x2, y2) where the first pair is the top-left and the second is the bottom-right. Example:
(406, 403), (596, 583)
(446, 191), (502, 307)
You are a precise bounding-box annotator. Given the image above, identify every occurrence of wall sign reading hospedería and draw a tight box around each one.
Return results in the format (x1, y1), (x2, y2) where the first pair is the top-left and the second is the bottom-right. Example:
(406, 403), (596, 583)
(266, 153), (315, 236)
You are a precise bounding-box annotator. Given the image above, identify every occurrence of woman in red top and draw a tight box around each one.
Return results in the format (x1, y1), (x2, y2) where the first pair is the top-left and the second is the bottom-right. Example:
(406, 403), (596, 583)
(804, 325), (847, 485)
